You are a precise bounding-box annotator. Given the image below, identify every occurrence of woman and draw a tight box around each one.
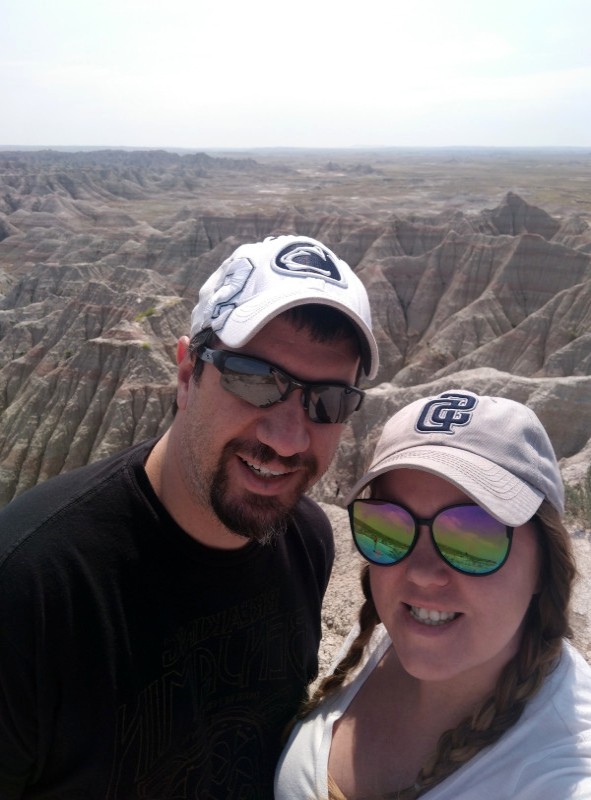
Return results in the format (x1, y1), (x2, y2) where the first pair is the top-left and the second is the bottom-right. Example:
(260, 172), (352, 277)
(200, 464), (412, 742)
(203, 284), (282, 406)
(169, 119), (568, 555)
(275, 390), (591, 799)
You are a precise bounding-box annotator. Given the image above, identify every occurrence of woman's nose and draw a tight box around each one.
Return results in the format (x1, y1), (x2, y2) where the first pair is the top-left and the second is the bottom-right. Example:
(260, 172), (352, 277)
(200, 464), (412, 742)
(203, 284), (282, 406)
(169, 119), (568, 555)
(403, 526), (451, 587)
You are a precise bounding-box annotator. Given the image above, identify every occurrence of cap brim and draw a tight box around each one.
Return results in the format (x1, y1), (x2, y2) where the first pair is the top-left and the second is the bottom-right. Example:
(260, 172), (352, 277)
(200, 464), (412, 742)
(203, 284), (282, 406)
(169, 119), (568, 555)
(344, 446), (544, 527)
(214, 288), (379, 380)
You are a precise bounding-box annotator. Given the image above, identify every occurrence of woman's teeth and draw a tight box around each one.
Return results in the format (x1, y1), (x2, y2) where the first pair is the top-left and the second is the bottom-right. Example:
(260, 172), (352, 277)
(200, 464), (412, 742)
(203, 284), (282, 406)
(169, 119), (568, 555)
(410, 606), (458, 626)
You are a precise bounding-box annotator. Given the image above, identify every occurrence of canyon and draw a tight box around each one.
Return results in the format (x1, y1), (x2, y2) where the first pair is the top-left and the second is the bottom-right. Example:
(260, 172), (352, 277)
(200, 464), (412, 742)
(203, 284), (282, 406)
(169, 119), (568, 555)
(1, 147), (590, 663)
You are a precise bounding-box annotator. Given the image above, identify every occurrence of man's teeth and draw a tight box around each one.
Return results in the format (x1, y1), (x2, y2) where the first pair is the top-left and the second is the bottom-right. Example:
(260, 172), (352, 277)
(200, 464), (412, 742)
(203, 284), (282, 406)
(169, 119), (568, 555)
(410, 606), (458, 626)
(244, 459), (285, 477)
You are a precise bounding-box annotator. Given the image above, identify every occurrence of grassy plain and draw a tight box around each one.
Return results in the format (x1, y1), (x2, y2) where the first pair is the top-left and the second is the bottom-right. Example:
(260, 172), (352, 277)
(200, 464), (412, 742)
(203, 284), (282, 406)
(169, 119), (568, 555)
(207, 147), (591, 218)
(103, 147), (591, 228)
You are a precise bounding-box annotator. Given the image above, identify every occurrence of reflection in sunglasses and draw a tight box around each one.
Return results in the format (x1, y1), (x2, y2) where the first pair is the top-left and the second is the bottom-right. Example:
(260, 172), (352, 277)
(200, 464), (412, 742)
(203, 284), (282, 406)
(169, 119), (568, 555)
(349, 500), (513, 576)
(199, 346), (364, 424)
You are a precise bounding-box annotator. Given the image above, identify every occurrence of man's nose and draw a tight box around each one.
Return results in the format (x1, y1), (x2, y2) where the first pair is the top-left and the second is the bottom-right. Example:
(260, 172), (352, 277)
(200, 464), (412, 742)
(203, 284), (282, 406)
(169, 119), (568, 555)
(255, 389), (311, 457)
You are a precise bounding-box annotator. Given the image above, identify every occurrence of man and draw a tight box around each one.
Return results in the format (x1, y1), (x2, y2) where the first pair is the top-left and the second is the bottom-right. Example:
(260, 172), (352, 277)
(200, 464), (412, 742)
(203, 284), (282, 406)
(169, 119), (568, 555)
(0, 235), (378, 799)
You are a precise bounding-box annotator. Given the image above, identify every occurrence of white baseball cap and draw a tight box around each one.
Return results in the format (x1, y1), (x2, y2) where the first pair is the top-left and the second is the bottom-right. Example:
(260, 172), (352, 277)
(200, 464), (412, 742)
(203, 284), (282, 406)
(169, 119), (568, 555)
(345, 390), (564, 526)
(190, 235), (379, 380)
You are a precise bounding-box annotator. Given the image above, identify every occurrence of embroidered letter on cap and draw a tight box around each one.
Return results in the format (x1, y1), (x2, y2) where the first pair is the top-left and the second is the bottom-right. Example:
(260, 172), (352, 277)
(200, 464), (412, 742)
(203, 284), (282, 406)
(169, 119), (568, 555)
(416, 391), (478, 434)
(273, 242), (347, 287)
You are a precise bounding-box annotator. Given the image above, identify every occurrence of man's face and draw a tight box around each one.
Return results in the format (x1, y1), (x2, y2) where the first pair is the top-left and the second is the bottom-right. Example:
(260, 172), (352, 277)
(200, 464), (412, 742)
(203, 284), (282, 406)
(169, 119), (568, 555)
(173, 313), (361, 545)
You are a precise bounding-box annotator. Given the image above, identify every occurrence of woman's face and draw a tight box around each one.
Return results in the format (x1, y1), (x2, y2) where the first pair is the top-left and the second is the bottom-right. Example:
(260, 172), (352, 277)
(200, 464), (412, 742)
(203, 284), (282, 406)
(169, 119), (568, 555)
(368, 468), (542, 690)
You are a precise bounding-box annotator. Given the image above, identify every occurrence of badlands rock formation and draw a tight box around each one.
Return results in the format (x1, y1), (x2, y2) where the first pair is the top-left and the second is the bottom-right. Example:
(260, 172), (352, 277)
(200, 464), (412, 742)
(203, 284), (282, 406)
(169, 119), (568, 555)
(1, 148), (590, 663)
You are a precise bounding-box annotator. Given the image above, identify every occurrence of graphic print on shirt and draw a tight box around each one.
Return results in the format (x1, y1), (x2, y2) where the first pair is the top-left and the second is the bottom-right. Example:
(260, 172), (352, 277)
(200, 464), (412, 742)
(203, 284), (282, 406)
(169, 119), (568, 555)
(105, 588), (312, 798)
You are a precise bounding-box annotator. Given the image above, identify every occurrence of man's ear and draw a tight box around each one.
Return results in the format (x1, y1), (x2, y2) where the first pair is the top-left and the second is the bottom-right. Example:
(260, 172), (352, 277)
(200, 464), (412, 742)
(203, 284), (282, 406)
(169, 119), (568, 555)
(175, 336), (193, 411)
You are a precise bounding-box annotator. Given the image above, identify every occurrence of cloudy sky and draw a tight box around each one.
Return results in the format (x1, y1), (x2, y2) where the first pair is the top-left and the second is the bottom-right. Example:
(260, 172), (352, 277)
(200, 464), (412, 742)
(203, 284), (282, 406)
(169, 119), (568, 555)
(2, 0), (590, 149)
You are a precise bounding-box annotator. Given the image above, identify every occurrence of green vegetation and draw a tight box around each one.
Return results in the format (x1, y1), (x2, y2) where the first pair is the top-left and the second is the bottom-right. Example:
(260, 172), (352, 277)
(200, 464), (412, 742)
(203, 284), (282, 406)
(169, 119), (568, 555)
(565, 464), (591, 527)
(134, 306), (156, 322)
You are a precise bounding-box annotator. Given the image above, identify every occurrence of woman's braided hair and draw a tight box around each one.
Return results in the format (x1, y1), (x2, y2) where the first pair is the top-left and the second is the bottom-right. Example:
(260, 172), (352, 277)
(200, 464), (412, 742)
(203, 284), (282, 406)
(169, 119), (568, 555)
(298, 499), (577, 799)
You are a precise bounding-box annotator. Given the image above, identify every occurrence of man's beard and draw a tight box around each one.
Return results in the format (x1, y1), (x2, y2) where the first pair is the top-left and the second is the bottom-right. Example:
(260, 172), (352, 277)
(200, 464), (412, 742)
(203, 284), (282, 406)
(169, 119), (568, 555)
(210, 441), (317, 545)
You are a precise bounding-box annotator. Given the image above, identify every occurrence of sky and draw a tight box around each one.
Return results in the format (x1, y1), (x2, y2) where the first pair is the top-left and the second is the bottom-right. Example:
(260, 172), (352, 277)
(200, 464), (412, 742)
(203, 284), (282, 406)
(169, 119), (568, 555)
(2, 0), (591, 149)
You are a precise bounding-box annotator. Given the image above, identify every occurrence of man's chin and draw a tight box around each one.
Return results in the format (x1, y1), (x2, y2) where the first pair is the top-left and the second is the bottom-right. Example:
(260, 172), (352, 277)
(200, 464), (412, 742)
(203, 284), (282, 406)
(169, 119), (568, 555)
(211, 490), (292, 546)
(210, 441), (313, 544)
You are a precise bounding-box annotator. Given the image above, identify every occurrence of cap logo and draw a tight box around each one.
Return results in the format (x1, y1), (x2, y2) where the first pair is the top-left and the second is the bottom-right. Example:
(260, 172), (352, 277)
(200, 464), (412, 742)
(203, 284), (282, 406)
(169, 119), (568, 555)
(416, 392), (478, 434)
(273, 242), (347, 287)
(205, 257), (255, 329)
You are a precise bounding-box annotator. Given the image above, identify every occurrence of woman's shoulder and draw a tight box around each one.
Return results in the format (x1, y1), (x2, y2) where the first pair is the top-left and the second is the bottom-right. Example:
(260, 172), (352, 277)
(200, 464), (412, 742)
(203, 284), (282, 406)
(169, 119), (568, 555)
(520, 639), (591, 739)
(561, 639), (591, 681)
(425, 642), (591, 799)
(552, 640), (591, 699)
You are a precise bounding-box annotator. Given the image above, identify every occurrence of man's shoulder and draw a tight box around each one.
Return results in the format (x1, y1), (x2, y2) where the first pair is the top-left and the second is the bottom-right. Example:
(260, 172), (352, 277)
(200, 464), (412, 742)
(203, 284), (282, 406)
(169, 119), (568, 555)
(289, 495), (335, 564)
(292, 495), (332, 535)
(0, 439), (156, 561)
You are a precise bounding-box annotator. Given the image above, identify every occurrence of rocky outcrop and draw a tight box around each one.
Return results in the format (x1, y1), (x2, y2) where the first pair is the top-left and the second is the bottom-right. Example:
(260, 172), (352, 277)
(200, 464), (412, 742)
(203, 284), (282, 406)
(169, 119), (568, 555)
(0, 264), (189, 504)
(361, 231), (591, 384)
(479, 191), (562, 238)
(0, 151), (590, 510)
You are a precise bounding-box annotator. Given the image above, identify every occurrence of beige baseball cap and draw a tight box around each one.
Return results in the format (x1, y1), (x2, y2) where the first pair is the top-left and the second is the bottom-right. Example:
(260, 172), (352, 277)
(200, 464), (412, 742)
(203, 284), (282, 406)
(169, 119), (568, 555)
(345, 390), (564, 526)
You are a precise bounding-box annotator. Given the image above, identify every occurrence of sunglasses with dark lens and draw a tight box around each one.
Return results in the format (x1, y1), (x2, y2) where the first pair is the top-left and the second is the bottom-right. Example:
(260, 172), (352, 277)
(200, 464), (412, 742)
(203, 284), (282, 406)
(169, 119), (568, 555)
(349, 500), (514, 576)
(198, 346), (365, 424)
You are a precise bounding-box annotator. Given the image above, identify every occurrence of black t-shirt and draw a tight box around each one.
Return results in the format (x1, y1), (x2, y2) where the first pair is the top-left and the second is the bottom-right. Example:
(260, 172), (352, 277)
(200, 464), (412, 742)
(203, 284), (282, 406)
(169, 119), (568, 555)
(0, 440), (334, 799)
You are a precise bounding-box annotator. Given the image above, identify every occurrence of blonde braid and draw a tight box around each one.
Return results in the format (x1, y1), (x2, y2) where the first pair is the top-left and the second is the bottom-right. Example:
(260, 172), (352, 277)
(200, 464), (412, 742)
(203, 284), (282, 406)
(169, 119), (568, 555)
(298, 567), (380, 719)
